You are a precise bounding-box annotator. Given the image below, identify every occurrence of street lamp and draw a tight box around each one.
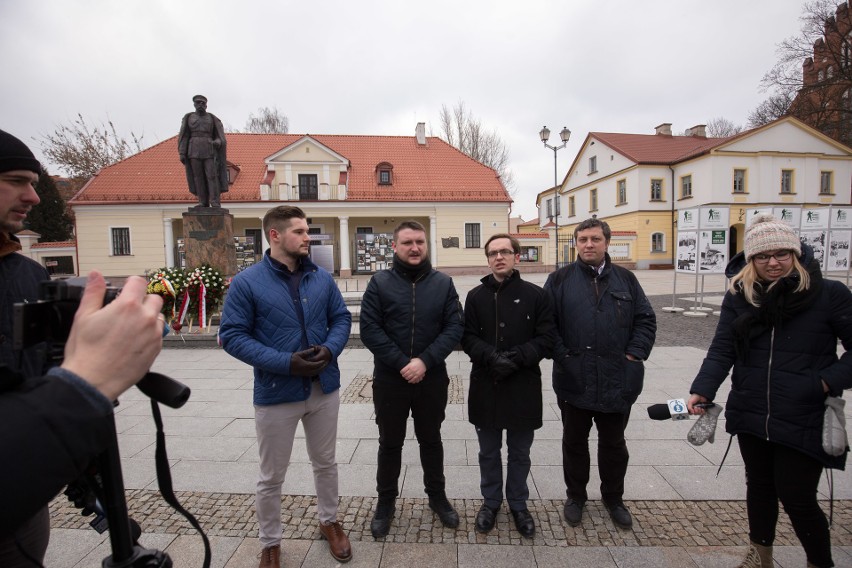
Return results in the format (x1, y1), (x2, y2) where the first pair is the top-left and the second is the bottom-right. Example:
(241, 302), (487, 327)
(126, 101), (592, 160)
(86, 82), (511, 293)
(540, 125), (571, 268)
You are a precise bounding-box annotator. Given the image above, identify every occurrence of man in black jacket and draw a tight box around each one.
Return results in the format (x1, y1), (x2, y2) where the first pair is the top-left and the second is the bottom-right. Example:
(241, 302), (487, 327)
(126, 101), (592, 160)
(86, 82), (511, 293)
(360, 220), (464, 538)
(544, 218), (656, 530)
(0, 130), (165, 566)
(462, 234), (554, 538)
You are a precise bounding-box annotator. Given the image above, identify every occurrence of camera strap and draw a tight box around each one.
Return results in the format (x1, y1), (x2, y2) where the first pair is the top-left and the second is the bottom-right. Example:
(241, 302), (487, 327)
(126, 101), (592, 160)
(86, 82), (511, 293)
(150, 399), (212, 568)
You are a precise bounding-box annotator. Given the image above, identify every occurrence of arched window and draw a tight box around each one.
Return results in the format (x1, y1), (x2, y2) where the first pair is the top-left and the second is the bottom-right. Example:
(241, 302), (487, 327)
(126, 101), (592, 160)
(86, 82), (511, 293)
(651, 232), (665, 253)
(376, 162), (393, 185)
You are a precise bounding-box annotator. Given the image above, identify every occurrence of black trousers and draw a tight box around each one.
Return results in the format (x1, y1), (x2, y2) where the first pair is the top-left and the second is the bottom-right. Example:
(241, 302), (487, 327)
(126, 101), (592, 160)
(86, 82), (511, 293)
(0, 506), (49, 568)
(738, 433), (833, 568)
(476, 426), (535, 511)
(373, 375), (448, 502)
(558, 399), (630, 505)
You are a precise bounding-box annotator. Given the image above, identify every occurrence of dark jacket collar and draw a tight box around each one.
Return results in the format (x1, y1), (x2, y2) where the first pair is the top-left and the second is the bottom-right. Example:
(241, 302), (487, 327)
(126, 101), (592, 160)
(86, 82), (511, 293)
(480, 269), (520, 290)
(263, 249), (318, 275)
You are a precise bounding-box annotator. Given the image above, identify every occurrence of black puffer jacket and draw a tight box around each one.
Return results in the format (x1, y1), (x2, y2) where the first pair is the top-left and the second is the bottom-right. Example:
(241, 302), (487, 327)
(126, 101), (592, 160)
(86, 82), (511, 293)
(462, 271), (554, 430)
(691, 245), (852, 469)
(0, 238), (50, 378)
(360, 262), (464, 383)
(544, 255), (657, 413)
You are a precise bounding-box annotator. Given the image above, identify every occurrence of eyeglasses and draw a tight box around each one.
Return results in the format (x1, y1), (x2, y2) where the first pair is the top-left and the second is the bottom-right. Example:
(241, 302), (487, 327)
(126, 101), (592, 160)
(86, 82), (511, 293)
(752, 250), (793, 264)
(486, 249), (515, 259)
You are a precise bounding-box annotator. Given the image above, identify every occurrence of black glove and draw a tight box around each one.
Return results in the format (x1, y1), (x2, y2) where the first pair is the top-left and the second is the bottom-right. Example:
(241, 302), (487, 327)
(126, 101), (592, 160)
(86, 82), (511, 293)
(487, 350), (519, 381)
(309, 345), (332, 364)
(290, 347), (327, 376)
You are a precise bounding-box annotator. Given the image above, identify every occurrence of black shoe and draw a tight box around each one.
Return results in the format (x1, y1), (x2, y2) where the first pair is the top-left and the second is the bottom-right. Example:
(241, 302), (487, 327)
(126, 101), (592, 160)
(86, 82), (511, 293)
(606, 503), (633, 529)
(563, 499), (584, 526)
(428, 495), (460, 528)
(370, 500), (395, 538)
(510, 508), (535, 539)
(474, 504), (498, 533)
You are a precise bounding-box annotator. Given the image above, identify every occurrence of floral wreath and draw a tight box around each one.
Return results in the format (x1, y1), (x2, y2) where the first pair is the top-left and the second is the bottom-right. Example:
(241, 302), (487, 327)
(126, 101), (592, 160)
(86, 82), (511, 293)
(146, 267), (186, 322)
(177, 264), (227, 328)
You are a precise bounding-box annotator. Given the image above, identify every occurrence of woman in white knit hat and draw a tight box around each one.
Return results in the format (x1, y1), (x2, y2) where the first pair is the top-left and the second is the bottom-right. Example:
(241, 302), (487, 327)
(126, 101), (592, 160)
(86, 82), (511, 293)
(688, 214), (852, 568)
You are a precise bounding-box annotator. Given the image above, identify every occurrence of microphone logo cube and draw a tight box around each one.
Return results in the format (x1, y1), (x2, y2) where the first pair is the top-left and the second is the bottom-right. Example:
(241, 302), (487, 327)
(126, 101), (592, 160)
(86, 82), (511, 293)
(667, 398), (689, 421)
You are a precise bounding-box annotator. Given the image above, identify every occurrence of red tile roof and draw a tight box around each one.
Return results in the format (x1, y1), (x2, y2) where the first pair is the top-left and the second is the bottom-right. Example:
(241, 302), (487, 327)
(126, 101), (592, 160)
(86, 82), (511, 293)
(31, 241), (76, 249)
(71, 134), (511, 204)
(511, 232), (548, 239)
(589, 132), (735, 165)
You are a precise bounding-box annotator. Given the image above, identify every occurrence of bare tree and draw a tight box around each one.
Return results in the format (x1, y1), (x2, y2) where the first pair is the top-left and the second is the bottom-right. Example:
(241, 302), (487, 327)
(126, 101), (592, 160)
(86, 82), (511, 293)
(705, 117), (744, 137)
(438, 101), (514, 193)
(39, 114), (143, 181)
(244, 106), (289, 134)
(748, 92), (795, 127)
(753, 0), (852, 142)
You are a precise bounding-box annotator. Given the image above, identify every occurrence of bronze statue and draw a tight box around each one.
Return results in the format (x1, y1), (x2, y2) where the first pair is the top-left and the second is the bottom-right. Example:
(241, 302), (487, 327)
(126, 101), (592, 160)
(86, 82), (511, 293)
(178, 95), (228, 207)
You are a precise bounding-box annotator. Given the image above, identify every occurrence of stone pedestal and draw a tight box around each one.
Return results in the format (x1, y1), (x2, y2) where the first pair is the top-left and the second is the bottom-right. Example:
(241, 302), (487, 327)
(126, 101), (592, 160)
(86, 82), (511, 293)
(182, 207), (237, 275)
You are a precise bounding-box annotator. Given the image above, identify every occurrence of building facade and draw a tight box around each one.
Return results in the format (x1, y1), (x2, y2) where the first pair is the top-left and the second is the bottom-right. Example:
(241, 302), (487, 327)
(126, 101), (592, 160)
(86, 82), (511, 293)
(70, 124), (516, 277)
(536, 117), (852, 269)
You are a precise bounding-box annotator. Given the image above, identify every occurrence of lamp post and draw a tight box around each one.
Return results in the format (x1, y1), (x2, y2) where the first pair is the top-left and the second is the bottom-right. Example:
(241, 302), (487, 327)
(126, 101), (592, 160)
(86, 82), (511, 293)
(540, 125), (571, 268)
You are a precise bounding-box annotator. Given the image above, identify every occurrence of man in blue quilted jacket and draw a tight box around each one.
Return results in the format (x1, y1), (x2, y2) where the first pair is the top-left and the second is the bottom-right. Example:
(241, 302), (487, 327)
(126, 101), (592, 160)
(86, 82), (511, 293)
(219, 206), (353, 567)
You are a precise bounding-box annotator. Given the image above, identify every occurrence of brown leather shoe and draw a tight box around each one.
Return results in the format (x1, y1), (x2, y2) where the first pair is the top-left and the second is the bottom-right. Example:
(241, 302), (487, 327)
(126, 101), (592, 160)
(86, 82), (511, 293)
(257, 544), (280, 568)
(319, 520), (352, 563)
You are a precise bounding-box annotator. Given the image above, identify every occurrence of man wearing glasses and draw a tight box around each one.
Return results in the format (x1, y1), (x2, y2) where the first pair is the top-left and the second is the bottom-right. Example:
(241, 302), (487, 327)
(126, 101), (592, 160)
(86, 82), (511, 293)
(461, 234), (554, 538)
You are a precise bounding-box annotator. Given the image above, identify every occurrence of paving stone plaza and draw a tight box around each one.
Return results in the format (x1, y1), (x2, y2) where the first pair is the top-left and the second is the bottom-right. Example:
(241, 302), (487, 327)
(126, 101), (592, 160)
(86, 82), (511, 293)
(45, 271), (852, 567)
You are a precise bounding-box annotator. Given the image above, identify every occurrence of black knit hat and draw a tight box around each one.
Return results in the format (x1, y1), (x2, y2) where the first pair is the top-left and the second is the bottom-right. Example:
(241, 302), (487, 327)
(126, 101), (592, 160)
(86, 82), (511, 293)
(0, 130), (41, 174)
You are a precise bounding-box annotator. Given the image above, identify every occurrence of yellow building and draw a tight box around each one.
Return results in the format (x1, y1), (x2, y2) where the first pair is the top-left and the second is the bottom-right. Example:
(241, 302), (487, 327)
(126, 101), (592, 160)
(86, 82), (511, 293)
(71, 124), (514, 277)
(535, 117), (852, 269)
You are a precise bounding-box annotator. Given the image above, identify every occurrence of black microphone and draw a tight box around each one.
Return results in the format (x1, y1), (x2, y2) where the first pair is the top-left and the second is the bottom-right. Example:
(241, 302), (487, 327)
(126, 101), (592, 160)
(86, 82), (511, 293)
(647, 400), (715, 421)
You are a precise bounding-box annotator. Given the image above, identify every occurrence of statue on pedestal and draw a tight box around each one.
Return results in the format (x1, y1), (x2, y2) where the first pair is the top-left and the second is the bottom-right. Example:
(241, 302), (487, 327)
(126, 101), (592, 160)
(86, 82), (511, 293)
(178, 95), (228, 208)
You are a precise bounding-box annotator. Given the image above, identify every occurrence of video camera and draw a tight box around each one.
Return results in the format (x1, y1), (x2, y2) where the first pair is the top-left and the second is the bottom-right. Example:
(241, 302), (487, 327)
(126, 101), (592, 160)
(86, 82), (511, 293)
(13, 278), (207, 567)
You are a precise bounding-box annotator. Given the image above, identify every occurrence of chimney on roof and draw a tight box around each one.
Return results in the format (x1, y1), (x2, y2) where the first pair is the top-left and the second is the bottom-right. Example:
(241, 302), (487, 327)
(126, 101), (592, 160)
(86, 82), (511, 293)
(654, 123), (672, 136)
(685, 124), (707, 138)
(415, 122), (426, 145)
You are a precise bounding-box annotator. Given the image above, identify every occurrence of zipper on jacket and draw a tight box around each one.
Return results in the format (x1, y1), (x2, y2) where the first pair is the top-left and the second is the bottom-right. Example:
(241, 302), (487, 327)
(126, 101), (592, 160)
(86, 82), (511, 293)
(410, 281), (416, 357)
(409, 271), (428, 358)
(765, 327), (775, 440)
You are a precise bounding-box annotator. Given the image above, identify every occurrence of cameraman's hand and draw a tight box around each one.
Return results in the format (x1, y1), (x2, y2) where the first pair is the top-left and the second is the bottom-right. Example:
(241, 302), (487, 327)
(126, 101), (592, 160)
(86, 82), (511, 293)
(290, 347), (327, 376)
(62, 271), (164, 401)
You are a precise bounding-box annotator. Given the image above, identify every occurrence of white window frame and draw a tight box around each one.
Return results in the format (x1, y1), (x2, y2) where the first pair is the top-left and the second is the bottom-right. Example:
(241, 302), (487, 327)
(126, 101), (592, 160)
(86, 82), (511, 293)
(464, 222), (482, 249)
(780, 170), (794, 194)
(650, 178), (663, 201)
(651, 232), (665, 253)
(568, 195), (576, 217)
(616, 179), (627, 205)
(681, 175), (692, 199)
(546, 198), (553, 218)
(590, 188), (598, 212)
(109, 226), (132, 256)
(733, 169), (746, 193)
(588, 155), (597, 174)
(820, 171), (833, 194)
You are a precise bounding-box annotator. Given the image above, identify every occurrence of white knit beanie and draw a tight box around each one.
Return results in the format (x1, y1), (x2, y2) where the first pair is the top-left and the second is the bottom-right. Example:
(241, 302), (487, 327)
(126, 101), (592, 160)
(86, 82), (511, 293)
(744, 214), (801, 261)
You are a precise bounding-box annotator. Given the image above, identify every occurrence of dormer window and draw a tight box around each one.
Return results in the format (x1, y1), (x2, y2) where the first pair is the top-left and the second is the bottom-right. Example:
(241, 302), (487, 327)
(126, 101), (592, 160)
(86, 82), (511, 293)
(376, 162), (394, 185)
(227, 163), (240, 185)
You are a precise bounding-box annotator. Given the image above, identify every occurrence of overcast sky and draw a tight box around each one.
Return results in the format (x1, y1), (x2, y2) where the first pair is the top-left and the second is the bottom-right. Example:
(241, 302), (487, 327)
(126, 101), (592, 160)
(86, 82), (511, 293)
(1, 0), (808, 219)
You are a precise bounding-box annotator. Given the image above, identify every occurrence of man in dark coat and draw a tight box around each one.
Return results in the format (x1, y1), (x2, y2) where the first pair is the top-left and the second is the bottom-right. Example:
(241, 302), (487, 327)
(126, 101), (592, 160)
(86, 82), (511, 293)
(178, 94), (228, 207)
(462, 234), (554, 538)
(0, 127), (166, 568)
(360, 220), (464, 538)
(545, 218), (656, 530)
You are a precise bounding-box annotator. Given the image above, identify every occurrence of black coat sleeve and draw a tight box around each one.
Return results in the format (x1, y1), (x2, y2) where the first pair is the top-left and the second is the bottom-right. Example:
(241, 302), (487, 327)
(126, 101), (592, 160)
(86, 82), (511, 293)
(461, 286), (496, 366)
(625, 274), (657, 360)
(0, 368), (114, 533)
